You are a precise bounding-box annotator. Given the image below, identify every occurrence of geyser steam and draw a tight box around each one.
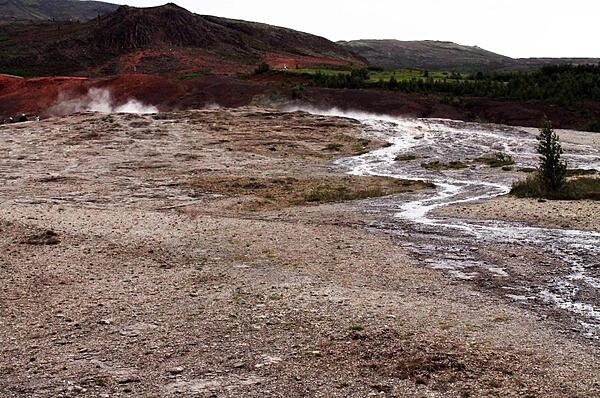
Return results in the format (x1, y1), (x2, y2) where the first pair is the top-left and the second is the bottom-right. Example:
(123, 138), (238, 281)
(50, 88), (158, 115)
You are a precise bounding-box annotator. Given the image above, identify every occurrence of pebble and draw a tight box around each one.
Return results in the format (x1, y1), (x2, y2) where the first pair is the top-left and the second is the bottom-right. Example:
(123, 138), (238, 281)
(168, 366), (185, 375)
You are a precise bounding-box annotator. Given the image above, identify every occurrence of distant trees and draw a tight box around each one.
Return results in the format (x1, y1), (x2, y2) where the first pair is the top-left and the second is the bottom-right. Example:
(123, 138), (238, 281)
(305, 64), (600, 107)
(537, 118), (567, 192)
(313, 68), (370, 89)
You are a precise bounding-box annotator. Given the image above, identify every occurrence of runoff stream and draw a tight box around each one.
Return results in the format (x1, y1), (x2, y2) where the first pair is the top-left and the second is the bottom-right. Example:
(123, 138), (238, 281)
(309, 109), (600, 341)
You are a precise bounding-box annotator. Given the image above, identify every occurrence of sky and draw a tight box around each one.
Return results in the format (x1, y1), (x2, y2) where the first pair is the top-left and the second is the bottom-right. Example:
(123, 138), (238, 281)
(106, 0), (600, 58)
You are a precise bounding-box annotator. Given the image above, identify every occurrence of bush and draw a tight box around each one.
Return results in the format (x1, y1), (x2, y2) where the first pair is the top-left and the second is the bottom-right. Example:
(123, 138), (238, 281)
(421, 160), (469, 170)
(255, 62), (271, 74)
(587, 119), (600, 133)
(474, 152), (515, 168)
(511, 175), (600, 200)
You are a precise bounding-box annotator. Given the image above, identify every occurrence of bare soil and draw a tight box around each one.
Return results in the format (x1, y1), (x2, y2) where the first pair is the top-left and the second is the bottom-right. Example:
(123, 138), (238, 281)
(1, 108), (599, 397)
(433, 196), (600, 231)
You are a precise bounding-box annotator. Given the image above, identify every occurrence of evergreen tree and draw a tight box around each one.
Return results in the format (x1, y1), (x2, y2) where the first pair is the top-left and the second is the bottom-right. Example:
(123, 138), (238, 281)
(537, 118), (567, 192)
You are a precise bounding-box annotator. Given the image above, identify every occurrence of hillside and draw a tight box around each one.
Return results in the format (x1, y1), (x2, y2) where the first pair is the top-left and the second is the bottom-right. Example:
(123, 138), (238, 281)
(339, 39), (600, 72)
(0, 3), (365, 77)
(339, 40), (514, 72)
(0, 0), (118, 22)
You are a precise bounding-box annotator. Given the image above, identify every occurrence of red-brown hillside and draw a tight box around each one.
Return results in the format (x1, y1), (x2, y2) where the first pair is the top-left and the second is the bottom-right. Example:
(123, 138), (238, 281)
(0, 3), (365, 77)
(2, 72), (599, 132)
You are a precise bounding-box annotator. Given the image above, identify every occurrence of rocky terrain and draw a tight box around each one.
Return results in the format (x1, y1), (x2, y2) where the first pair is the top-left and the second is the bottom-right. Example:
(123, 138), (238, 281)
(0, 4), (364, 77)
(1, 107), (599, 397)
(0, 0), (118, 23)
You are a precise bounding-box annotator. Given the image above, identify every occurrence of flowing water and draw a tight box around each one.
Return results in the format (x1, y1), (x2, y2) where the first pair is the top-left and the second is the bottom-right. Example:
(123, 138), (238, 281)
(306, 109), (600, 340)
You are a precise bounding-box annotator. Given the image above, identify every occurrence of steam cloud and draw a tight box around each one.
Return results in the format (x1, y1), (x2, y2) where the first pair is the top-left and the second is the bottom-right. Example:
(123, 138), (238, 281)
(50, 88), (158, 116)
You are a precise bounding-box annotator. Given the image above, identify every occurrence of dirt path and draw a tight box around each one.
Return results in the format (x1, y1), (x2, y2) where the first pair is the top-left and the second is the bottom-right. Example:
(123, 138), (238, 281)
(1, 109), (599, 397)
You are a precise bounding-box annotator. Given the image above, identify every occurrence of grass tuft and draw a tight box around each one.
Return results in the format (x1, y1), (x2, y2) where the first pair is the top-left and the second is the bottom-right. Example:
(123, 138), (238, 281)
(421, 160), (469, 170)
(474, 152), (515, 168)
(511, 174), (600, 200)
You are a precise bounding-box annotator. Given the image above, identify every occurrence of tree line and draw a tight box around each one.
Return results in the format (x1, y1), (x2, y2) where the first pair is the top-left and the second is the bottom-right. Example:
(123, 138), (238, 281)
(310, 64), (600, 107)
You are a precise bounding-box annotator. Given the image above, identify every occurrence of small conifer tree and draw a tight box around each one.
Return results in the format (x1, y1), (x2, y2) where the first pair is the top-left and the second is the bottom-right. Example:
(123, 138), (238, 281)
(537, 117), (567, 192)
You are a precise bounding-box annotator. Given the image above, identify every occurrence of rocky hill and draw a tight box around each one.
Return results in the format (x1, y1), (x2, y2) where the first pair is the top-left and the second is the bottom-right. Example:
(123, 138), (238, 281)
(339, 39), (600, 72)
(0, 3), (365, 76)
(0, 0), (118, 22)
(339, 40), (514, 71)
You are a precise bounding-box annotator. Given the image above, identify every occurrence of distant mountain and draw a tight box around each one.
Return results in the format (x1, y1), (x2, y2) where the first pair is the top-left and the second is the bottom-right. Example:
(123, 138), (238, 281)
(338, 40), (514, 71)
(339, 39), (600, 72)
(0, 0), (119, 22)
(0, 3), (366, 76)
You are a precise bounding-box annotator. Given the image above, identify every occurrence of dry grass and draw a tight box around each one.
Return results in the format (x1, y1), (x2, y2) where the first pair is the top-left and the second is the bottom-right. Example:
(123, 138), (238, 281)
(190, 175), (434, 211)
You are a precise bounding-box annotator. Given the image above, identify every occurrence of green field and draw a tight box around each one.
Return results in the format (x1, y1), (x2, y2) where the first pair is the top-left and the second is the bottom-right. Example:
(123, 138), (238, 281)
(277, 66), (463, 83)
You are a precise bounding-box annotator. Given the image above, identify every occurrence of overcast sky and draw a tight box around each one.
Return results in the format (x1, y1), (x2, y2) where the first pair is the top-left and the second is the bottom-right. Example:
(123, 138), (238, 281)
(106, 0), (600, 58)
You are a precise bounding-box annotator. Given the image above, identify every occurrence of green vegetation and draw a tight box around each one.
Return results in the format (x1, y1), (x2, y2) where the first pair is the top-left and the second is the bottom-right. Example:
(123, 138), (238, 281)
(511, 175), (600, 200)
(421, 160), (469, 170)
(510, 119), (599, 200)
(177, 69), (212, 80)
(395, 153), (420, 161)
(474, 152), (515, 168)
(0, 68), (39, 77)
(281, 64), (600, 108)
(281, 66), (457, 84)
(323, 143), (343, 151)
(587, 119), (600, 133)
(347, 324), (364, 332)
(537, 118), (567, 192)
(255, 62), (271, 74)
(304, 185), (383, 202)
(566, 169), (598, 177)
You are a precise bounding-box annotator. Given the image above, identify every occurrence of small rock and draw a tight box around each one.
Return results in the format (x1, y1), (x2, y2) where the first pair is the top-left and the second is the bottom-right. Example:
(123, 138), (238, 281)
(117, 375), (141, 384)
(168, 366), (184, 375)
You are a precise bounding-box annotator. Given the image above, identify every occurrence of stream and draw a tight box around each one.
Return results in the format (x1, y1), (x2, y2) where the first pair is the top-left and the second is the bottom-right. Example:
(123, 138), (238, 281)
(310, 109), (600, 340)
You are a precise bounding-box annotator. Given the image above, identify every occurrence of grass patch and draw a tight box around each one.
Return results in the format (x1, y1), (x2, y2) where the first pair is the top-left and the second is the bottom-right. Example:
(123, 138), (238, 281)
(323, 143), (343, 151)
(421, 160), (469, 170)
(474, 152), (515, 168)
(0, 68), (38, 78)
(511, 175), (600, 200)
(566, 168), (598, 177)
(190, 175), (434, 211)
(395, 153), (420, 161)
(347, 324), (364, 332)
(279, 67), (458, 84)
(517, 167), (537, 173)
(177, 69), (212, 80)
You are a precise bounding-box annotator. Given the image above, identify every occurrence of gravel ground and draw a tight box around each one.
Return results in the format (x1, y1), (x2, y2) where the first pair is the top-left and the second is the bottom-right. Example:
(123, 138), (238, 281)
(433, 196), (599, 231)
(1, 108), (599, 397)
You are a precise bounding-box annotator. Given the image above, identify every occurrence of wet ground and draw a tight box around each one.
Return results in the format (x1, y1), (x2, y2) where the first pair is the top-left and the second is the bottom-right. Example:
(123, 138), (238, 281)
(2, 108), (600, 397)
(326, 112), (600, 341)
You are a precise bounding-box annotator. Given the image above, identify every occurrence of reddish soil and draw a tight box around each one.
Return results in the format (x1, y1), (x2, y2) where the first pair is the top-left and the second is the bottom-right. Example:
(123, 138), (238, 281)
(301, 87), (600, 130)
(263, 54), (362, 70)
(1, 73), (599, 131)
(95, 48), (256, 76)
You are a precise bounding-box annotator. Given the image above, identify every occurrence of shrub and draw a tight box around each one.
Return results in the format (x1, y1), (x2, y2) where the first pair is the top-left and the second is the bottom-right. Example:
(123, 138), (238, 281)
(255, 62), (271, 74)
(421, 160), (469, 170)
(474, 152), (515, 168)
(395, 153), (419, 161)
(323, 143), (343, 151)
(537, 118), (567, 192)
(511, 175), (600, 200)
(587, 119), (600, 133)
